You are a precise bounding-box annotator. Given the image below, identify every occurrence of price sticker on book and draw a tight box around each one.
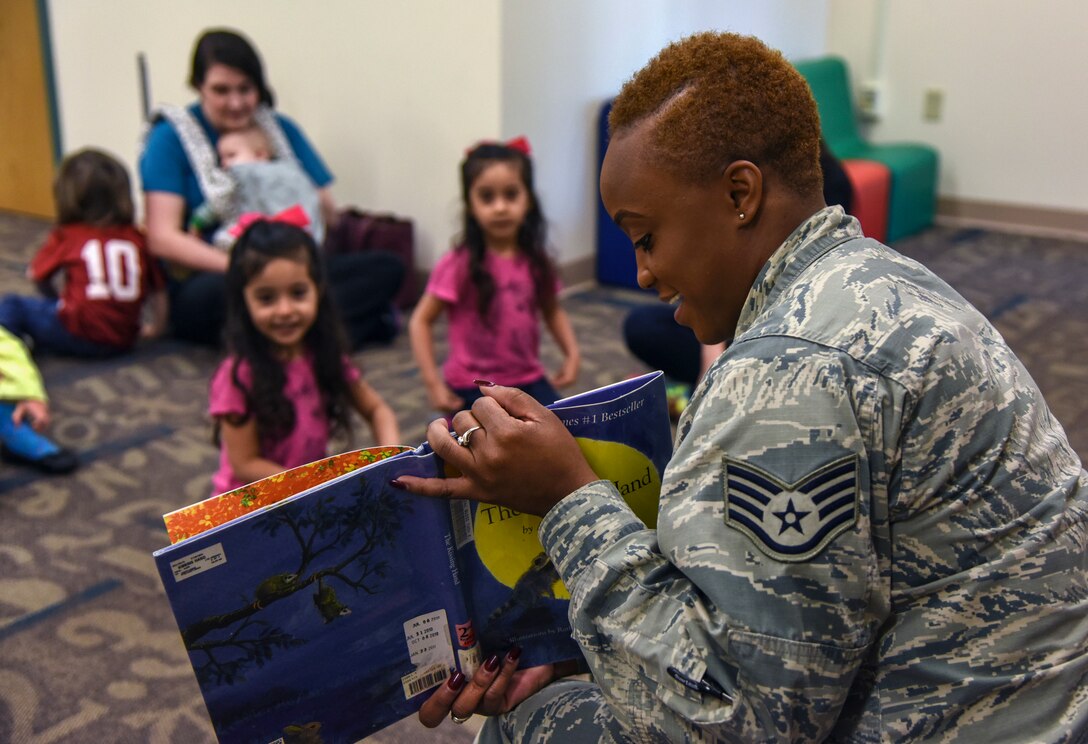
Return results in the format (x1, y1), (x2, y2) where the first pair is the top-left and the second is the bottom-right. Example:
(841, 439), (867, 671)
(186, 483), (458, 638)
(401, 610), (456, 699)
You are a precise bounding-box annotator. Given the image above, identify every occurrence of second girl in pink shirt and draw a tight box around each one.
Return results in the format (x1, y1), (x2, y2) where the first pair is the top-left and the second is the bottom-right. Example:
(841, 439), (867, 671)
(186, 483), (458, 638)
(409, 138), (580, 415)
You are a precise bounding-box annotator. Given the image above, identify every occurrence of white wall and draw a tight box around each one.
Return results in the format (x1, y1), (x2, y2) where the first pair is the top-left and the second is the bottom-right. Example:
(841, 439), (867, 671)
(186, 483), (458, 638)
(47, 0), (502, 270)
(47, 0), (827, 274)
(827, 0), (1088, 212)
(47, 0), (1088, 275)
(501, 0), (828, 272)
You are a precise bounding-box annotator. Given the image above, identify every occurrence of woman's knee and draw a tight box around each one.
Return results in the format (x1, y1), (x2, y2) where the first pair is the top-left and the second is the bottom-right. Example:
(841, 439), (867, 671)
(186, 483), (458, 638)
(169, 274), (226, 345)
(327, 252), (405, 297)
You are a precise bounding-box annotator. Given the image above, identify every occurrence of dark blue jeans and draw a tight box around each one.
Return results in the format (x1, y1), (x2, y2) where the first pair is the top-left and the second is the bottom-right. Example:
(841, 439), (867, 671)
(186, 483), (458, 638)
(0, 295), (119, 358)
(0, 402), (62, 459)
(451, 376), (560, 410)
(622, 304), (701, 386)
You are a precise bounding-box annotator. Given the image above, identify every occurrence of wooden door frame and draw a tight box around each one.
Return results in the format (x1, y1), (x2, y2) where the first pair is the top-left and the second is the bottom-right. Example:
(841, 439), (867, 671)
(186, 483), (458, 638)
(0, 0), (62, 217)
(37, 0), (61, 166)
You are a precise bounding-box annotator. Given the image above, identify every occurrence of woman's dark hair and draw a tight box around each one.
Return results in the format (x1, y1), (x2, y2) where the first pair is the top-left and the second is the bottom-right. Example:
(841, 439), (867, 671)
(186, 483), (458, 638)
(459, 143), (557, 321)
(219, 221), (352, 448)
(189, 28), (275, 106)
(54, 148), (135, 227)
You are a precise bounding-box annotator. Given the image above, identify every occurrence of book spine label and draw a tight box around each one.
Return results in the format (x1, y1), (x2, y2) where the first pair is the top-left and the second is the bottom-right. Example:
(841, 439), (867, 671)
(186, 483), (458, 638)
(167, 542), (226, 582)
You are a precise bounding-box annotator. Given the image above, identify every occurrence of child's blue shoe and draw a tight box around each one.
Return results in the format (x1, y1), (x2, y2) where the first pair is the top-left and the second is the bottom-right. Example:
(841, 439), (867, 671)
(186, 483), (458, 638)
(1, 441), (79, 474)
(0, 403), (79, 474)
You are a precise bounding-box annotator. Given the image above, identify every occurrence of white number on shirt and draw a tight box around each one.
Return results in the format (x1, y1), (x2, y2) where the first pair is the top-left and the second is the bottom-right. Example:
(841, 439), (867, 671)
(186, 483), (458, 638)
(81, 239), (141, 302)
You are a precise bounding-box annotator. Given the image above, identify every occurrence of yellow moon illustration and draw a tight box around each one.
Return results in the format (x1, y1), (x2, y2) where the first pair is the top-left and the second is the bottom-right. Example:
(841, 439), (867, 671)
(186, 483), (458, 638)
(473, 438), (661, 597)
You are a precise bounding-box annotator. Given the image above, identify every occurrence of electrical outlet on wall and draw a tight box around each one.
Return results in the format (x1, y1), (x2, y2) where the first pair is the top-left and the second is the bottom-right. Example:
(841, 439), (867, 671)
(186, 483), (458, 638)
(858, 81), (881, 122)
(923, 88), (944, 122)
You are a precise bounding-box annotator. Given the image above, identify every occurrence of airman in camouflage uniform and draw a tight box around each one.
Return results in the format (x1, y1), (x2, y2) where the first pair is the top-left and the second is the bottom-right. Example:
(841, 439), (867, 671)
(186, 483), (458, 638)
(412, 30), (1088, 742)
(476, 207), (1088, 743)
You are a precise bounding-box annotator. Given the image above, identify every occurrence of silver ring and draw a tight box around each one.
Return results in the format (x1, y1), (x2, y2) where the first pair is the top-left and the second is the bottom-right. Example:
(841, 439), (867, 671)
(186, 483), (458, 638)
(450, 710), (472, 724)
(455, 425), (483, 448)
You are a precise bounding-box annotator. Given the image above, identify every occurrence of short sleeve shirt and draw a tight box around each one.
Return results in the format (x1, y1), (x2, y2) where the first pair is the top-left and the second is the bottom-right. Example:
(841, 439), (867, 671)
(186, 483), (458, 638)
(29, 224), (164, 349)
(207, 354), (359, 495)
(426, 247), (559, 388)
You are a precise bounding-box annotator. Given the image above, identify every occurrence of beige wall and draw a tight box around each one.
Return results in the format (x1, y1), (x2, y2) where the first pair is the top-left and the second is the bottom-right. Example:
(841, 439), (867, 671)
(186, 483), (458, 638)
(48, 0), (1088, 275)
(827, 0), (1088, 213)
(48, 0), (501, 270)
(500, 1), (828, 276)
(47, 0), (827, 274)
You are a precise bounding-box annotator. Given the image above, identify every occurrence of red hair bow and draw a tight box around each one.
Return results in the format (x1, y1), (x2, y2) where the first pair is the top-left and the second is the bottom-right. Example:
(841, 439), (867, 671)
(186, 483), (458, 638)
(503, 136), (532, 155)
(229, 204), (311, 239)
(467, 135), (532, 157)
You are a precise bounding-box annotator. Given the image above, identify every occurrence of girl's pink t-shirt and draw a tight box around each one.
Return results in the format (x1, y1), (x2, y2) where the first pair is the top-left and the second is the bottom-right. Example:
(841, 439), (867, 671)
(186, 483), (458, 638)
(207, 354), (360, 495)
(426, 247), (559, 388)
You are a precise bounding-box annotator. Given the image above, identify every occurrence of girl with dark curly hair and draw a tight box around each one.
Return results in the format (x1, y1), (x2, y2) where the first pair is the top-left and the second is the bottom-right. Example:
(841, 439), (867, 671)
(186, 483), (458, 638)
(209, 220), (399, 496)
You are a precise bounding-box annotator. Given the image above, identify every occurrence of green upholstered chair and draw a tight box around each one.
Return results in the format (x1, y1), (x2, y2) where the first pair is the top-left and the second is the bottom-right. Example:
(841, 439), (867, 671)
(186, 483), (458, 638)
(794, 56), (939, 242)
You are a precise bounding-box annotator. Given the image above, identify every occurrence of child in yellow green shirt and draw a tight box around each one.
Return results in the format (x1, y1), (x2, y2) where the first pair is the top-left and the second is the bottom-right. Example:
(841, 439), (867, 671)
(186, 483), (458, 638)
(0, 327), (77, 474)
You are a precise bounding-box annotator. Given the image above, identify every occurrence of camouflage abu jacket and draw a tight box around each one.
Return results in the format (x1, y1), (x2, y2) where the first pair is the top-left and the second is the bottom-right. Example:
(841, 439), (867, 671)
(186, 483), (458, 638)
(485, 207), (1088, 744)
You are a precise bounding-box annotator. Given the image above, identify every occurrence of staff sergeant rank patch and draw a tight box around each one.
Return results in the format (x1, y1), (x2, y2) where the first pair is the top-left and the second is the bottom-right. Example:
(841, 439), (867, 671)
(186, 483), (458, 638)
(723, 455), (859, 562)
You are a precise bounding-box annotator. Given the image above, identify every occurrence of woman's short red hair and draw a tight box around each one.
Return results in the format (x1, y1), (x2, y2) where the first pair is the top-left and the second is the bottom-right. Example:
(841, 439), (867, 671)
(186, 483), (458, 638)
(609, 32), (823, 198)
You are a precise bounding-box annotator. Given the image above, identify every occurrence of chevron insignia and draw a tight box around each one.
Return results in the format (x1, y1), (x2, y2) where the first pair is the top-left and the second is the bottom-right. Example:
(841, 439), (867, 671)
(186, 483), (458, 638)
(723, 455), (859, 562)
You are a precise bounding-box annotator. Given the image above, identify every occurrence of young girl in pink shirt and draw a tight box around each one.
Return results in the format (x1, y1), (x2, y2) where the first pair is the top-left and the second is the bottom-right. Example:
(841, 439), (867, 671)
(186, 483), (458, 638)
(208, 220), (400, 496)
(409, 138), (580, 415)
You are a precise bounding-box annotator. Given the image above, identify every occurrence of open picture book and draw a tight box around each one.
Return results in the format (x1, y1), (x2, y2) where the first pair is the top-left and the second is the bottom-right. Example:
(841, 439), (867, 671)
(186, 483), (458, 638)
(153, 371), (671, 743)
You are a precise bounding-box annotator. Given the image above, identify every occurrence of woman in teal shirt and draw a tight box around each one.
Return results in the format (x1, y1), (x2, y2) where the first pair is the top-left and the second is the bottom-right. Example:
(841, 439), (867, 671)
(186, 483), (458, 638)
(140, 28), (403, 348)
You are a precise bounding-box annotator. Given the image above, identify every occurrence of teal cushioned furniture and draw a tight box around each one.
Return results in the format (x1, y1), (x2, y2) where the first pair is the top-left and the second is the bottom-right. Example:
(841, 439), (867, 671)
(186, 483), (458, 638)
(794, 56), (939, 242)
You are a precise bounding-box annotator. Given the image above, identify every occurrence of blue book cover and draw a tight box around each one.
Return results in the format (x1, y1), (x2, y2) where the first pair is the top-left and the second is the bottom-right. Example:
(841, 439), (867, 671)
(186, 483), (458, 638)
(452, 371), (671, 668)
(153, 371), (670, 743)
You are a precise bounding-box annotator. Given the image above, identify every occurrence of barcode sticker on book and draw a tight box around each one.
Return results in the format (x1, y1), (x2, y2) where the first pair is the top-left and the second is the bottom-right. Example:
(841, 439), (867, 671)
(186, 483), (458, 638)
(168, 543), (226, 582)
(450, 499), (474, 549)
(401, 662), (450, 699)
(401, 610), (455, 699)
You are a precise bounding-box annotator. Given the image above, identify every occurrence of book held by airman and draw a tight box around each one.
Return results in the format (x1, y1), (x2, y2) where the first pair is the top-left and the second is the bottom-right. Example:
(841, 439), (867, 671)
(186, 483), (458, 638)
(153, 371), (671, 744)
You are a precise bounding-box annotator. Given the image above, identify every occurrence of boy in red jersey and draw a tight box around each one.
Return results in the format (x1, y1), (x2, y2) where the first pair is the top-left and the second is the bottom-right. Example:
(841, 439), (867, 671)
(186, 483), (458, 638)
(0, 149), (166, 356)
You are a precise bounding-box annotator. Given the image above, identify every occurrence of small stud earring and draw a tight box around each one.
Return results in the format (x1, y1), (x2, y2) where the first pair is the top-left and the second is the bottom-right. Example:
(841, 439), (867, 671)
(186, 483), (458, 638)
(739, 212), (746, 220)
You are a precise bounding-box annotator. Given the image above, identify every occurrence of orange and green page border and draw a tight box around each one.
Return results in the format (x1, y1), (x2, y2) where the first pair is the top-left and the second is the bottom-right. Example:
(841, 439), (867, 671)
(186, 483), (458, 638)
(163, 446), (412, 544)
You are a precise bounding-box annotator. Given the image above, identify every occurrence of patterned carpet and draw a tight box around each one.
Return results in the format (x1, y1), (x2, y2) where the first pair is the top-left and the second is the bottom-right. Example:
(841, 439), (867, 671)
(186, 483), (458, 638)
(0, 210), (1084, 743)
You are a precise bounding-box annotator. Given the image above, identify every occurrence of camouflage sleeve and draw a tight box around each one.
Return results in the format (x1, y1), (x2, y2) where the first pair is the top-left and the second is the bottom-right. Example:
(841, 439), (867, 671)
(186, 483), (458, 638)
(538, 341), (888, 742)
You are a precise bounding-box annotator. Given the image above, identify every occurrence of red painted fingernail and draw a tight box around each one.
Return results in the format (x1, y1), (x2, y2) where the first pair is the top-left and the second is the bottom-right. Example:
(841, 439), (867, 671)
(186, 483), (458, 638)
(473, 379), (496, 387)
(507, 646), (522, 662)
(484, 654), (501, 672)
(447, 670), (465, 690)
(389, 479), (406, 490)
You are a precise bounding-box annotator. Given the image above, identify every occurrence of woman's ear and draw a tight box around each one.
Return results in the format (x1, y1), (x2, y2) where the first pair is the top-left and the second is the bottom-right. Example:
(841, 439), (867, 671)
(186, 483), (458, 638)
(723, 160), (763, 224)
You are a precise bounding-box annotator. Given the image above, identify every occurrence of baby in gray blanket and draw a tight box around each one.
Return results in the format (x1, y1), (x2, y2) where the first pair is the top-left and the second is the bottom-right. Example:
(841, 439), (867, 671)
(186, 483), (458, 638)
(195, 125), (324, 249)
